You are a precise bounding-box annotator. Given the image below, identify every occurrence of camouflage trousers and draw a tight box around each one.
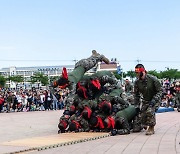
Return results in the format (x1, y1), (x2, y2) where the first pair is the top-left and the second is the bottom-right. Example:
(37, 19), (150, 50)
(175, 94), (180, 108)
(75, 56), (101, 72)
(140, 103), (156, 127)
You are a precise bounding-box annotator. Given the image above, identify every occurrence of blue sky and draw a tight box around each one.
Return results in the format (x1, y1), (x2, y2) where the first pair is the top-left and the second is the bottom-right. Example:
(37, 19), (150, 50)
(0, 0), (180, 72)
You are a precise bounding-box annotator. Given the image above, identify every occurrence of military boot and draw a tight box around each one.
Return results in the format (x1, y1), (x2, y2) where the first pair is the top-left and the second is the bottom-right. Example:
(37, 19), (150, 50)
(177, 105), (180, 112)
(92, 50), (100, 56)
(132, 125), (142, 132)
(143, 125), (148, 130)
(145, 126), (155, 135)
(92, 50), (110, 64)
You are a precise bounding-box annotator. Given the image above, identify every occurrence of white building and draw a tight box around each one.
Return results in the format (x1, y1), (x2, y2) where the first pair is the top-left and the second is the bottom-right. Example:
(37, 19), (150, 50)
(0, 61), (119, 89)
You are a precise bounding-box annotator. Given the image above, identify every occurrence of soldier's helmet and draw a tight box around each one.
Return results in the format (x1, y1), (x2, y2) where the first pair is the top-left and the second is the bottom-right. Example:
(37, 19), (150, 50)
(115, 117), (125, 129)
(99, 100), (112, 115)
(89, 116), (104, 129)
(103, 116), (115, 129)
(89, 116), (98, 127)
(76, 82), (88, 99)
(52, 67), (69, 89)
(69, 120), (81, 132)
(58, 120), (68, 133)
(81, 106), (92, 120)
(88, 78), (101, 91)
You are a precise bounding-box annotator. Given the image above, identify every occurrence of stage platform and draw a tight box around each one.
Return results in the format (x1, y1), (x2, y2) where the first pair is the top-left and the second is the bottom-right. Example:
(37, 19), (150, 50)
(156, 107), (175, 113)
(0, 110), (180, 154)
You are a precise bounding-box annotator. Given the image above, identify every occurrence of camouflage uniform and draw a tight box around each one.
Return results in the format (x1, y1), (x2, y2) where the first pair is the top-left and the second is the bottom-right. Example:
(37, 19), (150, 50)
(111, 105), (137, 135)
(52, 50), (109, 91)
(58, 114), (70, 133)
(175, 87), (180, 112)
(125, 79), (133, 94)
(134, 74), (162, 127)
(98, 88), (128, 115)
(65, 71), (122, 113)
(69, 114), (90, 132)
(77, 99), (98, 111)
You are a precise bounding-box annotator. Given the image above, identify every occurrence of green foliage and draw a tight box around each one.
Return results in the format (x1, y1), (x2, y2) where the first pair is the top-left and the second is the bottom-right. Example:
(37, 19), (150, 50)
(30, 72), (49, 86)
(125, 70), (136, 79)
(0, 75), (7, 87)
(8, 75), (24, 83)
(49, 76), (59, 83)
(113, 71), (121, 79)
(160, 68), (179, 79)
(148, 70), (161, 78)
(41, 76), (49, 86)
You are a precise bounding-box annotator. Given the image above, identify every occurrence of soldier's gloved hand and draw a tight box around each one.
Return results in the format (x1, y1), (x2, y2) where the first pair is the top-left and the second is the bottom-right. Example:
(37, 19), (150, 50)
(149, 99), (156, 107)
(135, 107), (141, 114)
(94, 128), (100, 132)
(116, 129), (125, 135)
(155, 106), (159, 112)
(117, 129), (130, 135)
(111, 129), (117, 136)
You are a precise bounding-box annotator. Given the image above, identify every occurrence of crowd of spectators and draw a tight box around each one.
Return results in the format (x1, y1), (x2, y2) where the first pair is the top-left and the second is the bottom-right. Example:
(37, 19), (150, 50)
(0, 87), (70, 113)
(160, 79), (180, 108)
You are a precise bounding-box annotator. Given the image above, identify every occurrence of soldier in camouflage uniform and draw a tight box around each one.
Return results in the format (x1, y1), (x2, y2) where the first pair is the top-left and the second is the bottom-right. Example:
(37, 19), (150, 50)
(111, 105), (137, 135)
(52, 50), (109, 91)
(134, 64), (162, 135)
(63, 70), (123, 114)
(68, 114), (90, 132)
(125, 79), (133, 94)
(58, 110), (71, 133)
(89, 104), (137, 135)
(57, 70), (127, 133)
(175, 84), (180, 112)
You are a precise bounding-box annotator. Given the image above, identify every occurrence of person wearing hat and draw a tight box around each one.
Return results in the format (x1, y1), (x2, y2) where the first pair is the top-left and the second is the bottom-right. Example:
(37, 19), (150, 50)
(134, 64), (162, 135)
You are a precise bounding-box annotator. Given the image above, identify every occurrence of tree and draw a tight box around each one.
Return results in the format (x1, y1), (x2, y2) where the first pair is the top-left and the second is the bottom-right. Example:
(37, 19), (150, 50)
(148, 70), (161, 79)
(160, 68), (179, 80)
(30, 72), (49, 89)
(125, 70), (136, 82)
(0, 75), (7, 88)
(8, 75), (24, 89)
(49, 76), (59, 83)
(113, 71), (121, 80)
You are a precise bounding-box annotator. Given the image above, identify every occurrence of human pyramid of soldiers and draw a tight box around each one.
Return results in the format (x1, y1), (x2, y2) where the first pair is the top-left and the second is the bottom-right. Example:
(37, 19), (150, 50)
(51, 50), (141, 136)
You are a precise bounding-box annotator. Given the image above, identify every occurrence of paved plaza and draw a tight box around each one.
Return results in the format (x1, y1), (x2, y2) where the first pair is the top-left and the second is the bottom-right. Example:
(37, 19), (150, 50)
(0, 109), (180, 154)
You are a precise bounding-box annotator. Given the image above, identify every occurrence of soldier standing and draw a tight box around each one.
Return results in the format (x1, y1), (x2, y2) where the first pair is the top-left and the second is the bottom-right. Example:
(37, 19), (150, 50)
(134, 64), (162, 135)
(125, 79), (133, 94)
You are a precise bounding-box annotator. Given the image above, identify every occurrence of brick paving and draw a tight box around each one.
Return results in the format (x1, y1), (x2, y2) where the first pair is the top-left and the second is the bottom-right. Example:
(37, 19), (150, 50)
(0, 109), (180, 154)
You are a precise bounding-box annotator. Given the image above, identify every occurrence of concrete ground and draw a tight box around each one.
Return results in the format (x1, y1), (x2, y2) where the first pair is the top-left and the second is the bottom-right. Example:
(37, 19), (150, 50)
(0, 109), (180, 154)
